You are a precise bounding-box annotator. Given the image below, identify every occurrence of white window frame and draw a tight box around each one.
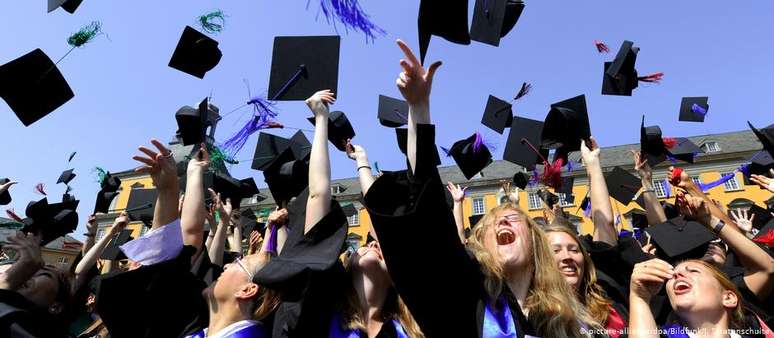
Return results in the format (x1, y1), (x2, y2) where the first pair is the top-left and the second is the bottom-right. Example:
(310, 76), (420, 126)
(527, 192), (543, 210)
(557, 193), (574, 207)
(702, 141), (721, 153)
(57, 256), (68, 264)
(472, 197), (486, 215)
(347, 212), (360, 226)
(721, 172), (741, 191)
(96, 228), (107, 241)
(691, 176), (702, 186)
(652, 179), (668, 198)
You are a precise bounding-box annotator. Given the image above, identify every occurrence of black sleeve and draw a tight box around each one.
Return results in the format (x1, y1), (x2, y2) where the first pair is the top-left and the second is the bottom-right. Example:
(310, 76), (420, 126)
(363, 123), (484, 338)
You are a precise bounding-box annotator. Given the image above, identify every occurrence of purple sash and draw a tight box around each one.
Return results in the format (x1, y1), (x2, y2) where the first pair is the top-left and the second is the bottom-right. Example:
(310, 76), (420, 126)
(328, 313), (409, 338)
(483, 297), (519, 338)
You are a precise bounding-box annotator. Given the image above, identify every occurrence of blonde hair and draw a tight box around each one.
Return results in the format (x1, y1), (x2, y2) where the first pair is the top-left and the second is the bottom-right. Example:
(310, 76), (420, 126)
(675, 260), (745, 329)
(467, 203), (601, 338)
(543, 225), (612, 326)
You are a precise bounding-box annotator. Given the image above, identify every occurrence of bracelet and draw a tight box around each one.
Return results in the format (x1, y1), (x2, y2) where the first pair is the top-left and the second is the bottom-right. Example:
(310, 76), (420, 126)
(713, 220), (725, 234)
(357, 166), (372, 171)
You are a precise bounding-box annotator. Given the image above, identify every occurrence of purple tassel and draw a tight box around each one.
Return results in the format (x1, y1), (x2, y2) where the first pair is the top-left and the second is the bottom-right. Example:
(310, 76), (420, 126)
(266, 222), (279, 255)
(583, 202), (592, 218)
(691, 103), (708, 117)
(528, 169), (540, 187)
(310, 0), (386, 42)
(666, 154), (678, 164)
(221, 96), (278, 156)
(633, 228), (642, 239)
(566, 161), (577, 172)
(698, 172), (737, 192)
(619, 229), (632, 239)
(440, 146), (452, 157)
(615, 214), (621, 226)
(662, 180), (672, 198)
(472, 132), (497, 154)
(738, 163), (750, 177)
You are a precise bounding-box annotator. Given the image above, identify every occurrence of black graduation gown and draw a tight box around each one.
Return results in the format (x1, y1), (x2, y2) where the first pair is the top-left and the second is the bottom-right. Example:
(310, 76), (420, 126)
(577, 235), (632, 327)
(0, 288), (68, 337)
(362, 124), (537, 338)
(253, 188), (349, 338)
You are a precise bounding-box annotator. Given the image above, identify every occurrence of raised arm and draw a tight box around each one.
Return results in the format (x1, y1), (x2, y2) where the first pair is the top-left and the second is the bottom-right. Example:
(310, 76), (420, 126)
(750, 169), (774, 193)
(628, 258), (674, 338)
(0, 232), (42, 292)
(632, 151), (666, 226)
(180, 145), (210, 256)
(304, 90), (335, 234)
(258, 208), (288, 257)
(446, 181), (467, 244)
(581, 137), (617, 246)
(396, 39), (441, 173)
(132, 139), (179, 230)
(345, 140), (375, 196)
(74, 213), (128, 286)
(206, 190), (231, 266)
(82, 214), (99, 256)
(230, 216), (242, 255)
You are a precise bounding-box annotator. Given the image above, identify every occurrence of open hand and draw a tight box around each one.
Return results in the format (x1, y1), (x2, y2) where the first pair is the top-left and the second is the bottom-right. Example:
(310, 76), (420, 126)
(396, 39), (441, 106)
(631, 150), (652, 181)
(268, 207), (288, 226)
(446, 181), (467, 203)
(730, 208), (755, 235)
(306, 90), (335, 118)
(630, 258), (674, 301)
(345, 140), (367, 161)
(750, 169), (774, 193)
(109, 212), (129, 236)
(580, 137), (601, 168)
(133, 139), (178, 191)
(187, 143), (211, 173)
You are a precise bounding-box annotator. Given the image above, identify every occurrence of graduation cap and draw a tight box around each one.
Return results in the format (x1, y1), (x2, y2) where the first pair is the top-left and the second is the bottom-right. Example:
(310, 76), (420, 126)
(57, 169), (76, 185)
(306, 110), (355, 151)
(94, 191), (119, 214)
(341, 204), (358, 217)
(645, 217), (717, 262)
(263, 149), (309, 208)
(630, 212), (648, 229)
(470, 0), (525, 47)
(168, 26), (222, 79)
(481, 95), (513, 134)
(667, 138), (703, 163)
(469, 214), (484, 227)
(21, 197), (79, 245)
(100, 230), (133, 261)
(679, 97), (709, 122)
(213, 173), (243, 207)
(100, 172), (122, 192)
(0, 178), (12, 205)
(47, 0), (84, 13)
(512, 172), (529, 190)
(268, 36), (340, 101)
(0, 49), (74, 126)
(175, 98), (211, 146)
(240, 209), (259, 238)
(541, 95), (590, 161)
(537, 189), (558, 209)
(125, 189), (157, 228)
(580, 195), (590, 212)
(604, 166), (642, 204)
(442, 133), (493, 180)
(602, 41), (639, 96)
(503, 116), (544, 170)
(396, 128), (442, 166)
(639, 117), (669, 166)
(748, 121), (774, 158)
(558, 176), (574, 196)
(239, 178), (260, 201)
(251, 132), (292, 171)
(418, 0), (471, 64)
(377, 95), (408, 128)
(747, 152), (774, 179)
(752, 218), (774, 246)
(289, 130), (312, 161)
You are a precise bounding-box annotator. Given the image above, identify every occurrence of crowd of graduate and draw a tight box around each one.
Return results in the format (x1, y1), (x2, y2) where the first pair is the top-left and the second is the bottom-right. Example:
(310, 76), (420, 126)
(0, 38), (772, 338)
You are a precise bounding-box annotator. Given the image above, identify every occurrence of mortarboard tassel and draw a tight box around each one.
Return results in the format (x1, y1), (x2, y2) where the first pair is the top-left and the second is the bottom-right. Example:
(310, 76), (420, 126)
(34, 183), (47, 196)
(93, 167), (108, 184)
(697, 172), (738, 193)
(594, 40), (610, 53)
(513, 82), (532, 101)
(472, 132), (497, 154)
(520, 138), (563, 189)
(312, 0), (386, 42)
(5, 209), (24, 223)
(198, 10), (226, 34)
(662, 180), (672, 198)
(67, 152), (77, 163)
(752, 230), (774, 247)
(669, 167), (684, 186)
(529, 169), (540, 187)
(691, 103), (708, 117)
(583, 198), (592, 218)
(66, 185), (73, 194)
(662, 137), (678, 149)
(67, 21), (103, 48)
(618, 229), (632, 239)
(207, 144), (239, 168)
(221, 96), (279, 157)
(638, 72), (664, 83)
(266, 223), (280, 255)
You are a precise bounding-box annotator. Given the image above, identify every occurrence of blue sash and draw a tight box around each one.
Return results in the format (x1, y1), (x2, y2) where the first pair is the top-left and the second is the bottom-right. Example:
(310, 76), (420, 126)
(186, 322), (268, 338)
(328, 313), (409, 338)
(483, 297), (518, 338)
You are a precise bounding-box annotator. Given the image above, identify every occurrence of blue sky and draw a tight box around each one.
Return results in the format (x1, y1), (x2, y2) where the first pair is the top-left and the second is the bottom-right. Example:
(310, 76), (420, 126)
(1, 1), (773, 238)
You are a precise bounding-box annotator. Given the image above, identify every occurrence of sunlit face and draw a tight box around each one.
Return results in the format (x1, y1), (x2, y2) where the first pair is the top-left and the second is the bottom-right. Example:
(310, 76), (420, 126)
(482, 209), (532, 271)
(17, 265), (60, 309)
(206, 254), (262, 303)
(701, 242), (727, 268)
(547, 232), (585, 290)
(351, 240), (388, 276)
(666, 262), (737, 317)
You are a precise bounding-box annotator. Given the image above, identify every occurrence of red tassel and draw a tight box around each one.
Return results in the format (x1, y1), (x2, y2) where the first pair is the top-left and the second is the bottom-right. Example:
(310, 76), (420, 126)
(669, 167), (684, 187)
(753, 230), (774, 247)
(662, 137), (677, 149)
(638, 72), (664, 83)
(594, 40), (609, 53)
(542, 158), (564, 189)
(5, 209), (24, 223)
(34, 183), (46, 196)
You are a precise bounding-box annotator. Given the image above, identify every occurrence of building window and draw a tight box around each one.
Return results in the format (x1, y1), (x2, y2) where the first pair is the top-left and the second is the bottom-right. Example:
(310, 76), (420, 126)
(701, 142), (721, 153)
(347, 212), (360, 226)
(722, 172), (741, 191)
(57, 256), (68, 266)
(692, 176), (702, 186)
(558, 193), (574, 207)
(652, 179), (668, 198)
(96, 228), (106, 241)
(472, 197), (486, 215)
(331, 185), (346, 195)
(527, 192), (543, 210)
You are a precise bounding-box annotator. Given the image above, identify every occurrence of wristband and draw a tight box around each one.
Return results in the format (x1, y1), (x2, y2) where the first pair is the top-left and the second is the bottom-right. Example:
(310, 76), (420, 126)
(357, 166), (372, 172)
(713, 219), (725, 234)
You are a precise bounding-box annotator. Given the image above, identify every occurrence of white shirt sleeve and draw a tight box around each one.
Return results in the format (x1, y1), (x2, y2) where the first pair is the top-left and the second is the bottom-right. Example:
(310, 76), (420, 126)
(120, 219), (184, 266)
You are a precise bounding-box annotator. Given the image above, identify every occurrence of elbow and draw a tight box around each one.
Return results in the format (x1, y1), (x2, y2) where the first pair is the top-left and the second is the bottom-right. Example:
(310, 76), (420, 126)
(308, 190), (331, 203)
(765, 257), (774, 276)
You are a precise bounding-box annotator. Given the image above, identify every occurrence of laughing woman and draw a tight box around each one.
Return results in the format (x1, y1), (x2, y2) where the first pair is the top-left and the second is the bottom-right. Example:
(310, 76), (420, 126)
(362, 39), (601, 338)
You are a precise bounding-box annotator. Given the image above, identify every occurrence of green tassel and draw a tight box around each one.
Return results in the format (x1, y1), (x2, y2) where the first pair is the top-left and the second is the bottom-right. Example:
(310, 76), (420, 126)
(67, 21), (103, 48)
(93, 167), (107, 184)
(207, 144), (239, 167)
(198, 10), (226, 34)
(214, 211), (221, 224)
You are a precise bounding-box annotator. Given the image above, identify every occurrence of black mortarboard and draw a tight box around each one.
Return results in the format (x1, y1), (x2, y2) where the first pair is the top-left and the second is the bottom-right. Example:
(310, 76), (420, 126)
(512, 172), (529, 190)
(239, 178), (260, 200)
(679, 97), (709, 123)
(537, 189), (558, 209)
(22, 197), (79, 245)
(646, 217), (716, 262)
(443, 133), (493, 180)
(289, 130), (312, 162)
(168, 26), (222, 79)
(240, 209), (258, 238)
(125, 189), (156, 228)
(341, 204), (357, 217)
(213, 173), (243, 207)
(753, 218), (774, 244)
(251, 133), (292, 171)
(469, 214), (484, 227)
(541, 95), (590, 160)
(580, 195), (590, 211)
(48, 0), (84, 13)
(100, 230), (133, 261)
(0, 178), (11, 205)
(57, 169), (76, 185)
(503, 116), (544, 170)
(604, 166), (642, 205)
(418, 0), (471, 64)
(0, 49), (74, 126)
(602, 40), (639, 96)
(470, 0), (525, 47)
(268, 36), (340, 101)
(377, 95), (409, 128)
(481, 95), (513, 134)
(631, 212), (648, 229)
(640, 116), (668, 166)
(100, 172), (122, 192)
(306, 111), (355, 151)
(668, 138), (703, 164)
(748, 121), (774, 158)
(263, 149), (309, 208)
(175, 98), (211, 146)
(94, 191), (119, 214)
(559, 176), (574, 196)
(396, 128), (441, 166)
(747, 151), (774, 179)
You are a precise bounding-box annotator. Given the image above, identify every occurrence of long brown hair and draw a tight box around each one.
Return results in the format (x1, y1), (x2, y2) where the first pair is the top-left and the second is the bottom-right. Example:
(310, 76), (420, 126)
(544, 225), (612, 326)
(675, 260), (745, 329)
(467, 203), (600, 338)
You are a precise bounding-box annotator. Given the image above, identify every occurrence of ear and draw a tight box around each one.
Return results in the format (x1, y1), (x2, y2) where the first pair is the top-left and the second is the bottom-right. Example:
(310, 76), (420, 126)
(235, 282), (259, 300)
(721, 290), (738, 310)
(48, 302), (63, 315)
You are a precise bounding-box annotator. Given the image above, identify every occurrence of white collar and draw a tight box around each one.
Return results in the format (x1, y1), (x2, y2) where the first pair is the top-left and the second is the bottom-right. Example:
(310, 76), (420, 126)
(204, 320), (260, 338)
